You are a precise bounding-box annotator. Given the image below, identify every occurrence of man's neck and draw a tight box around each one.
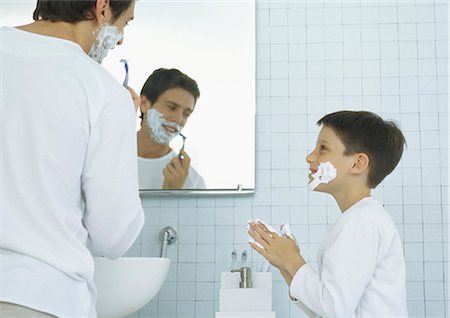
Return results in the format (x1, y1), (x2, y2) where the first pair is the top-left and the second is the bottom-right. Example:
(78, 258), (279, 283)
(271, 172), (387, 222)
(137, 128), (171, 158)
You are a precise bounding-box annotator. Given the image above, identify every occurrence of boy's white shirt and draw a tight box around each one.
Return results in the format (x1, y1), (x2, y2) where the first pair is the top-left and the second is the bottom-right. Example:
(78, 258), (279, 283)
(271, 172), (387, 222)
(289, 197), (408, 318)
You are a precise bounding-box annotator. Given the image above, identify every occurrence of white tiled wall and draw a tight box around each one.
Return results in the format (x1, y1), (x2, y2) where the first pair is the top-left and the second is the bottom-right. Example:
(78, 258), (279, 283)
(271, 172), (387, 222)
(127, 1), (448, 317)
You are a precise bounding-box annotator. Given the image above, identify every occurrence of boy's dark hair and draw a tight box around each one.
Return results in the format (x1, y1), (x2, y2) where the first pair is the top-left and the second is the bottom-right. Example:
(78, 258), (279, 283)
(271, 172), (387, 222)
(140, 68), (200, 121)
(33, 0), (133, 23)
(317, 111), (406, 188)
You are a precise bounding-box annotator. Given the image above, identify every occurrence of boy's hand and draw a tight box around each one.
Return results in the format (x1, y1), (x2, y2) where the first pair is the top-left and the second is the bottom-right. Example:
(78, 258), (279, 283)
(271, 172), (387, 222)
(248, 222), (306, 277)
(162, 150), (190, 189)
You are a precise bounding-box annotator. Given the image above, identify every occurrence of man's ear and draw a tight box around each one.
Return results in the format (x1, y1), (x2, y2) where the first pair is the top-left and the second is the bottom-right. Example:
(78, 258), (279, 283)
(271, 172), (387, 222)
(140, 95), (152, 113)
(94, 0), (110, 23)
(351, 153), (370, 175)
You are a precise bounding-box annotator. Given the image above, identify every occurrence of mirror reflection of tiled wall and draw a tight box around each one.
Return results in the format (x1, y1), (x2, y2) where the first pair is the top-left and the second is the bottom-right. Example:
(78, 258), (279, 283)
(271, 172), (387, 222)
(127, 1), (448, 317)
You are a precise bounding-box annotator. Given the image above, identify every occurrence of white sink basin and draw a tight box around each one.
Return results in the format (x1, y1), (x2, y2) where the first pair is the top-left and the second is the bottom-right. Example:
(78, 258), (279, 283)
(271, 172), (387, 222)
(94, 257), (170, 318)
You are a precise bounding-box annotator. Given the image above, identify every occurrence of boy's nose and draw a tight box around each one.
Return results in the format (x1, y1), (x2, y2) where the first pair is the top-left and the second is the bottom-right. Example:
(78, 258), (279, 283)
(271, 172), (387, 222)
(306, 151), (315, 163)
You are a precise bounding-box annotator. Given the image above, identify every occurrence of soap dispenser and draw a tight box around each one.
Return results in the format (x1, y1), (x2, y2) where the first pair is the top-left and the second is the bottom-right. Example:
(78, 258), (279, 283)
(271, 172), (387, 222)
(231, 267), (252, 288)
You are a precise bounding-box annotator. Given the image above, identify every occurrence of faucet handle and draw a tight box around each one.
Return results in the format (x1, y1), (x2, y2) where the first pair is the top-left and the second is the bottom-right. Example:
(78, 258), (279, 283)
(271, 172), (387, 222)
(231, 267), (252, 288)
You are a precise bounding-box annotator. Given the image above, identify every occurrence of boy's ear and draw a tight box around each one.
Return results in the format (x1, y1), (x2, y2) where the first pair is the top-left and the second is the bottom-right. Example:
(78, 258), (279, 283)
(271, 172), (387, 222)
(351, 153), (370, 174)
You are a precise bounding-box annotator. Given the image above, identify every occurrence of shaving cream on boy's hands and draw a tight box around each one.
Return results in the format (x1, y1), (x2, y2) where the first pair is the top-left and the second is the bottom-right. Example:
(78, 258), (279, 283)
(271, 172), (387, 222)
(247, 219), (296, 249)
(308, 161), (337, 191)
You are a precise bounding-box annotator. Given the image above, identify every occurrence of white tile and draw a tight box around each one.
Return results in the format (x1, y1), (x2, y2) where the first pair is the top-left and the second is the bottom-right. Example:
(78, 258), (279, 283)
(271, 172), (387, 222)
(418, 41), (436, 59)
(381, 95), (400, 113)
(270, 8), (288, 26)
(289, 43), (307, 60)
(400, 113), (420, 132)
(425, 301), (446, 316)
(361, 6), (379, 24)
(425, 282), (445, 300)
(400, 77), (419, 95)
(417, 23), (436, 41)
(436, 42), (448, 59)
(326, 78), (344, 96)
(271, 205), (290, 225)
(405, 224), (424, 242)
(344, 42), (362, 60)
(288, 26), (307, 43)
(306, 8), (324, 25)
(178, 264), (197, 282)
(424, 242), (444, 261)
(257, 44), (271, 62)
(307, 25), (325, 43)
(379, 5), (397, 23)
(344, 78), (362, 96)
(307, 43), (325, 60)
(344, 60), (362, 77)
(308, 205), (327, 224)
(362, 78), (380, 95)
(325, 25), (343, 42)
(403, 186), (423, 205)
(289, 61), (307, 79)
(381, 77), (400, 95)
(421, 131), (440, 149)
(404, 131), (421, 150)
(418, 59), (437, 77)
(424, 261), (445, 281)
(398, 5), (416, 23)
(289, 79), (307, 96)
(380, 24), (398, 41)
(271, 61), (289, 79)
(424, 224), (444, 243)
(436, 22), (449, 41)
(400, 95), (419, 113)
(271, 169), (290, 187)
(271, 151), (290, 169)
(380, 42), (399, 59)
(404, 205), (423, 224)
(406, 261), (424, 281)
(307, 78), (326, 96)
(381, 59), (399, 77)
(416, 5), (435, 23)
(271, 187), (291, 205)
(419, 94), (439, 113)
(343, 25), (361, 42)
(271, 116), (290, 133)
(406, 281), (425, 300)
(288, 7), (306, 26)
(271, 43), (289, 61)
(361, 25), (379, 42)
(399, 59), (418, 77)
(307, 61), (325, 78)
(343, 7), (361, 24)
(324, 7), (343, 25)
(407, 300), (425, 317)
(271, 79), (289, 96)
(270, 26), (289, 44)
(399, 23), (417, 41)
(256, 9), (270, 26)
(399, 41), (418, 59)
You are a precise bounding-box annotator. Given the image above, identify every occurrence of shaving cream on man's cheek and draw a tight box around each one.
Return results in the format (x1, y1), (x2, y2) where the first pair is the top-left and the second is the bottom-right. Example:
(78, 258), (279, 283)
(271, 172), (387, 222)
(146, 108), (183, 145)
(308, 161), (337, 191)
(88, 24), (123, 64)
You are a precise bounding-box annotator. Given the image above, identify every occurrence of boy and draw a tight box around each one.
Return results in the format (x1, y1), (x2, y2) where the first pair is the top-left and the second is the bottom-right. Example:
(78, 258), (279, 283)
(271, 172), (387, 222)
(248, 111), (408, 317)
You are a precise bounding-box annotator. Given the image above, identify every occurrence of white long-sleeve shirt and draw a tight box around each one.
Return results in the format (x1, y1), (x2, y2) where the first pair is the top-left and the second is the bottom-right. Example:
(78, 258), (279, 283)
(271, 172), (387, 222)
(290, 197), (408, 318)
(0, 27), (144, 317)
(138, 151), (206, 189)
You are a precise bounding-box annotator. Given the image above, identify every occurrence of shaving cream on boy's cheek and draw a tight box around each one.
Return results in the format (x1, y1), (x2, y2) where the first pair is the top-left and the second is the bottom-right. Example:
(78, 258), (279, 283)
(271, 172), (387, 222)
(308, 161), (337, 191)
(146, 108), (183, 145)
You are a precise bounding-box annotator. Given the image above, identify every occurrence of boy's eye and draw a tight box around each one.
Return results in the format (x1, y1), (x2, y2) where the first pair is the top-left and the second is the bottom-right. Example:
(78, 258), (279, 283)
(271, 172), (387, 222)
(319, 145), (327, 151)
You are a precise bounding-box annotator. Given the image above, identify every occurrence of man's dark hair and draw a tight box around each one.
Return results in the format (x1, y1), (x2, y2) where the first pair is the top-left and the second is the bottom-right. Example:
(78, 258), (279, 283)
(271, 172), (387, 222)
(33, 0), (133, 23)
(317, 111), (406, 188)
(141, 68), (200, 104)
(139, 68), (200, 121)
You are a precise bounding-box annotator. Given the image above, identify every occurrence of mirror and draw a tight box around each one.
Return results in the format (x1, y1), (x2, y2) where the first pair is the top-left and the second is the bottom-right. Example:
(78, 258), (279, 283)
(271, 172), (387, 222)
(1, 0), (255, 195)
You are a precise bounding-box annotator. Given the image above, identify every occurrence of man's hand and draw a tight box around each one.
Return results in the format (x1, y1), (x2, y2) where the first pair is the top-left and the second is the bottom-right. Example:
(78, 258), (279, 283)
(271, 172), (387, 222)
(248, 222), (306, 277)
(162, 150), (190, 189)
(126, 86), (140, 112)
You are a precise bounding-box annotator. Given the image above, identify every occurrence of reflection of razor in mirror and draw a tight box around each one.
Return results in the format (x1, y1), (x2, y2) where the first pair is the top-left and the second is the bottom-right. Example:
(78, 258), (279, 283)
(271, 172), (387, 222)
(120, 59), (129, 87)
(178, 133), (186, 159)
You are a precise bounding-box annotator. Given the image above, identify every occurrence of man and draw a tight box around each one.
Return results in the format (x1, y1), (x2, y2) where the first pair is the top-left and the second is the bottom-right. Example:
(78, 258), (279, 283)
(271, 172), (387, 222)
(0, 1), (144, 316)
(137, 68), (206, 189)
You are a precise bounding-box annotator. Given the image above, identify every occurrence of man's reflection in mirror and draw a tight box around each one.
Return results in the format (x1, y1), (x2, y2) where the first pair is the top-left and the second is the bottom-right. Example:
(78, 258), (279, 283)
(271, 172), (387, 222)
(137, 68), (206, 189)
